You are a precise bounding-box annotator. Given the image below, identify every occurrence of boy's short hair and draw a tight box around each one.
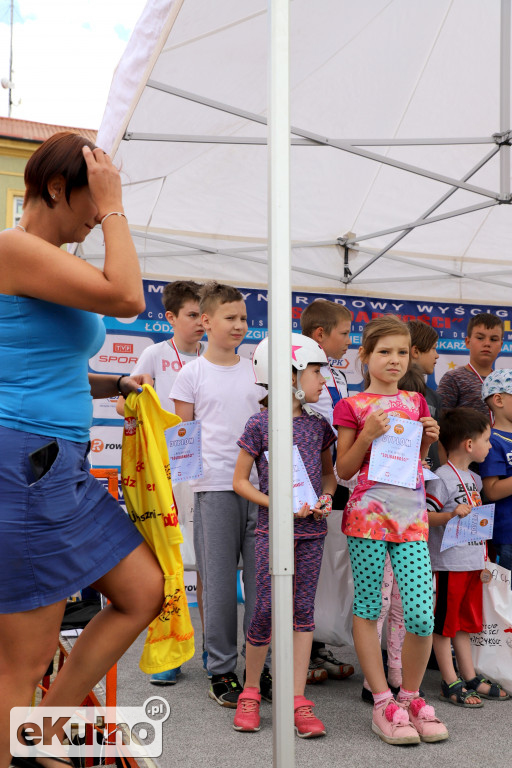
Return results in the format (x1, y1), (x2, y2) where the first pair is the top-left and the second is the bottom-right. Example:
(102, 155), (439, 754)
(199, 281), (243, 315)
(162, 280), (202, 314)
(467, 313), (504, 337)
(439, 407), (490, 453)
(407, 320), (439, 353)
(300, 299), (352, 338)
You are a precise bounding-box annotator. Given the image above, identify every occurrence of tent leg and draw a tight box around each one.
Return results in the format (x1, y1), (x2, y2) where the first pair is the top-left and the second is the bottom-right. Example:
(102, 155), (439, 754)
(500, 0), (511, 198)
(268, 0), (295, 766)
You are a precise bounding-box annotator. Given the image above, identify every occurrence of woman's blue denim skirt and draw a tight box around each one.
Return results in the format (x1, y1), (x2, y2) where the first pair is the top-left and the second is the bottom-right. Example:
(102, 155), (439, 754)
(0, 425), (143, 613)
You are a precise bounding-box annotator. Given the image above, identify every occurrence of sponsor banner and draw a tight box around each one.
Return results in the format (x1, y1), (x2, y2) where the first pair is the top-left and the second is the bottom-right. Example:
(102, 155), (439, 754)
(90, 279), (512, 455)
(184, 570), (198, 606)
(92, 396), (123, 420)
(89, 426), (123, 467)
(90, 334), (154, 373)
(93, 281), (512, 402)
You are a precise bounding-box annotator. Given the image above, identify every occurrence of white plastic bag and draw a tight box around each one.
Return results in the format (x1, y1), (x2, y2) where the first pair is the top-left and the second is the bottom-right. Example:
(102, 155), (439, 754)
(313, 509), (354, 647)
(471, 563), (512, 693)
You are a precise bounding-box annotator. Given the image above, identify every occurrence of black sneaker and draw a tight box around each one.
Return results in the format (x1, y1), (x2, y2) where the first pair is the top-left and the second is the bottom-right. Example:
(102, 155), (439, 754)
(259, 667), (272, 703)
(242, 667), (272, 703)
(209, 672), (243, 708)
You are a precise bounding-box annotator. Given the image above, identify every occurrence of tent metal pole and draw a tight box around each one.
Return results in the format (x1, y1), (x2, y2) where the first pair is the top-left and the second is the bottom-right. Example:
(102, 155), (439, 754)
(268, 0), (295, 766)
(500, 0), (511, 197)
(145, 80), (499, 198)
(124, 131), (494, 147)
(344, 199), (498, 245)
(347, 146), (502, 280)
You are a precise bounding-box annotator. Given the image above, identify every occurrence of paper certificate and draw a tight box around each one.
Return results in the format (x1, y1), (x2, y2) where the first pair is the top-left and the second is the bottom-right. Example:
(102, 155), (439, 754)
(166, 420), (203, 482)
(264, 445), (318, 515)
(440, 503), (495, 552)
(368, 416), (422, 489)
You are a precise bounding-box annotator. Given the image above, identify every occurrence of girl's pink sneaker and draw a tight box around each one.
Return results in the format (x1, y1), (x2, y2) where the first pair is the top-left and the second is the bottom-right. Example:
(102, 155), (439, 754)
(406, 698), (449, 743)
(293, 696), (326, 738)
(372, 699), (420, 745)
(233, 688), (261, 732)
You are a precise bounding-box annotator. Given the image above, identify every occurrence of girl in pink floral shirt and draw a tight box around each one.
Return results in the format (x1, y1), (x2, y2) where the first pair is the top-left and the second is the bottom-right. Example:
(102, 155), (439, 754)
(334, 315), (448, 746)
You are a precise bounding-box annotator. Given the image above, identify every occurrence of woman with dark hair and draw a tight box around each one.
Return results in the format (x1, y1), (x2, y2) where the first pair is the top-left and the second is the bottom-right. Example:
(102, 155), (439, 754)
(0, 132), (164, 768)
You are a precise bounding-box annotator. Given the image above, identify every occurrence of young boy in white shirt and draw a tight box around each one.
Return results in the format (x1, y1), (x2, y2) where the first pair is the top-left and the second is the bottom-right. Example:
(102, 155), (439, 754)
(116, 280), (205, 686)
(426, 407), (509, 706)
(171, 282), (268, 707)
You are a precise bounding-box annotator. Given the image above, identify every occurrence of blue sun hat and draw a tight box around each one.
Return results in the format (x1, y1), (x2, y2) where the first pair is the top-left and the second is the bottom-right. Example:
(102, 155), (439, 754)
(482, 368), (512, 400)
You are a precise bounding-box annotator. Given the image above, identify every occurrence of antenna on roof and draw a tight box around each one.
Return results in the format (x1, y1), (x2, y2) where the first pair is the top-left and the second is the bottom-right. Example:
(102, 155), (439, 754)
(1, 0), (16, 116)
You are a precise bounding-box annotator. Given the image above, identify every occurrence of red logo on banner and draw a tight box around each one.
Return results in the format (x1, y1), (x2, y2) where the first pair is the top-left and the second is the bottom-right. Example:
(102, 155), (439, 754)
(114, 343), (134, 353)
(90, 439), (104, 452)
(124, 417), (137, 436)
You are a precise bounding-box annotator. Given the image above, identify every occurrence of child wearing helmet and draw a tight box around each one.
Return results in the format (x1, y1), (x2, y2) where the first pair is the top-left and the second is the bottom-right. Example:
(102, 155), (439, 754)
(232, 333), (337, 738)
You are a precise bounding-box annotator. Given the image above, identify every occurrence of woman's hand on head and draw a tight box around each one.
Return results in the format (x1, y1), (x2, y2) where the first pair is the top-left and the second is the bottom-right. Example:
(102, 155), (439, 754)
(82, 146), (123, 218)
(360, 409), (390, 441)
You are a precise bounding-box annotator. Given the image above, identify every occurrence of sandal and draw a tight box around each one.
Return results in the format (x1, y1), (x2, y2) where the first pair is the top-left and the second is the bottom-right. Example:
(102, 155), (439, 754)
(465, 675), (510, 701)
(439, 678), (483, 708)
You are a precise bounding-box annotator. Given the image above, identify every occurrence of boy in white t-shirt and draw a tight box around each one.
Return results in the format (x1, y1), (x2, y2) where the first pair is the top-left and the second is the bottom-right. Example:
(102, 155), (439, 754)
(117, 280), (206, 687)
(171, 282), (268, 708)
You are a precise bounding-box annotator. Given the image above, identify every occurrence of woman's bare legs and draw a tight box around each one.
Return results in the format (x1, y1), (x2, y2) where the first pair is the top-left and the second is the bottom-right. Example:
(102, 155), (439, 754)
(0, 542), (163, 768)
(0, 601), (66, 768)
(41, 542), (163, 708)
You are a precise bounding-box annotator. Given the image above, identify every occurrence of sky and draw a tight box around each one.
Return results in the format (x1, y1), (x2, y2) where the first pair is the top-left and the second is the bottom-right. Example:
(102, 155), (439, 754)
(0, 0), (147, 129)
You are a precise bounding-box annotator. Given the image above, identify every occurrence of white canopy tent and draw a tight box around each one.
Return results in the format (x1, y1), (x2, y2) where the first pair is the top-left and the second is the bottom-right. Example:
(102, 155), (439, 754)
(80, 0), (512, 304)
(80, 2), (512, 765)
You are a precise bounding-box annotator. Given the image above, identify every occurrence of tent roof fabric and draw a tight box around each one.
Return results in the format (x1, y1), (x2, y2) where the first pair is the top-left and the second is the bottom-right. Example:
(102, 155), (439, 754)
(79, 0), (512, 303)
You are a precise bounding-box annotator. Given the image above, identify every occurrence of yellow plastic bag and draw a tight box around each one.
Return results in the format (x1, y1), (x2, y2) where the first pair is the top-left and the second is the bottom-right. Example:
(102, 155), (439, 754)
(121, 384), (195, 673)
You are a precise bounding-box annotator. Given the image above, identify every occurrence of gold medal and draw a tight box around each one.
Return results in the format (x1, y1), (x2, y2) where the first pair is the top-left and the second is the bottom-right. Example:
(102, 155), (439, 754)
(480, 568), (492, 583)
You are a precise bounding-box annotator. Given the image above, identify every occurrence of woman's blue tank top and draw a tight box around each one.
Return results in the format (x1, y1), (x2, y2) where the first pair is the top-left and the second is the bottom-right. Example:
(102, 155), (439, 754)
(0, 294), (105, 442)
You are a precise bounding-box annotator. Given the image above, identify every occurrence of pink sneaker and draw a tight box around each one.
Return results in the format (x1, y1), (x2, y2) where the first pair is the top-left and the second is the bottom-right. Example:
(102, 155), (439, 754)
(406, 697), (449, 743)
(371, 699), (420, 745)
(293, 696), (326, 738)
(233, 688), (261, 732)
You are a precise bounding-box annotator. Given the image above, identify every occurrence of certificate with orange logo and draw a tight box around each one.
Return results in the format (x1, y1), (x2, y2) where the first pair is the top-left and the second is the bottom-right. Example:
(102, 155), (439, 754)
(440, 503), (495, 552)
(166, 420), (203, 482)
(368, 416), (422, 489)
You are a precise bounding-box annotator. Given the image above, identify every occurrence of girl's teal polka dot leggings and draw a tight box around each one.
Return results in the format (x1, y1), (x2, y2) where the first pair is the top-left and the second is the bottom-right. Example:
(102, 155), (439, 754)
(347, 536), (434, 636)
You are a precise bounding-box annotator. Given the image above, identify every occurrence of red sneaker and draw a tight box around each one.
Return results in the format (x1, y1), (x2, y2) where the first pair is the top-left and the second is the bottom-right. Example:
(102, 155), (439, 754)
(293, 696), (326, 738)
(233, 688), (261, 732)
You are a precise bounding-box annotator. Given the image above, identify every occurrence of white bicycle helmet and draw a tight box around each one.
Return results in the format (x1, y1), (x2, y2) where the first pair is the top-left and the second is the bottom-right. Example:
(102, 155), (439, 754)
(252, 333), (327, 416)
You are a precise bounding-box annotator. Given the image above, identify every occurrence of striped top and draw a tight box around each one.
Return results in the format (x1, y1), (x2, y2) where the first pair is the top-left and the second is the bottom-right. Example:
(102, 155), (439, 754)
(437, 366), (488, 416)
